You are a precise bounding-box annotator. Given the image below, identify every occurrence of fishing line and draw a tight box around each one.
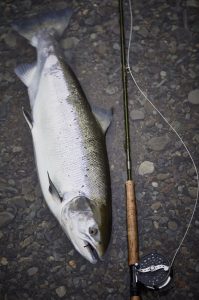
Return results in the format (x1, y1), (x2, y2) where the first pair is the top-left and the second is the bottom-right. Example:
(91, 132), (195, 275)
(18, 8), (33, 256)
(126, 0), (199, 269)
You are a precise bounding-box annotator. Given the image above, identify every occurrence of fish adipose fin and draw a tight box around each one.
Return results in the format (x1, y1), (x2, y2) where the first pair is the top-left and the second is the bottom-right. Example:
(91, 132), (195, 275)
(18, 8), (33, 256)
(15, 63), (37, 87)
(12, 8), (73, 46)
(92, 106), (113, 134)
(47, 172), (63, 202)
(22, 107), (33, 129)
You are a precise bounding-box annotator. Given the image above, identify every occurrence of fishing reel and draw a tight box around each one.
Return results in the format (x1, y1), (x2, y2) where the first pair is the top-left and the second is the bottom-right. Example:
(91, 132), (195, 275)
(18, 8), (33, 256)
(130, 251), (172, 293)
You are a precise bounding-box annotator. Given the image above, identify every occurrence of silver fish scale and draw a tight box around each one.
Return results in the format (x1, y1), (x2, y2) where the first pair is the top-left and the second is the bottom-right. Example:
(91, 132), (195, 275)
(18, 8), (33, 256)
(32, 53), (109, 206)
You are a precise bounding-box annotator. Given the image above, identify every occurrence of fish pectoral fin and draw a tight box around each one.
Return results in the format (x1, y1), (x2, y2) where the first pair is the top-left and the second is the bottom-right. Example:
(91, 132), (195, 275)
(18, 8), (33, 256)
(47, 172), (63, 202)
(15, 62), (37, 87)
(22, 107), (33, 129)
(92, 105), (113, 134)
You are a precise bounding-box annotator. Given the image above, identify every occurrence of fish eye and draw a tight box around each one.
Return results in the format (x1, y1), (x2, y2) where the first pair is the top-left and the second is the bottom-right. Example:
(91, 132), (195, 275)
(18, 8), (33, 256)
(89, 227), (98, 236)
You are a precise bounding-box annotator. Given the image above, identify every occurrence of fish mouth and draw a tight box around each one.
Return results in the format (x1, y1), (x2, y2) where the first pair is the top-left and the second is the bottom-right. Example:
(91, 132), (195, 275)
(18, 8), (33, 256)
(84, 241), (100, 263)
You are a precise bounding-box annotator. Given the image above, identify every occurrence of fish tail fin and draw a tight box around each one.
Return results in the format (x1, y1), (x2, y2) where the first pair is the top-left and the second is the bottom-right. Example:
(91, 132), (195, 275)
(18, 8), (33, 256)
(12, 8), (73, 46)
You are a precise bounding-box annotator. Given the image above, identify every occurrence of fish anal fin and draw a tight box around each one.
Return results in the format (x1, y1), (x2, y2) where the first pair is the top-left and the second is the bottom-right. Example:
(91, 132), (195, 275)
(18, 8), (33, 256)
(22, 106), (33, 129)
(15, 62), (36, 87)
(92, 105), (113, 134)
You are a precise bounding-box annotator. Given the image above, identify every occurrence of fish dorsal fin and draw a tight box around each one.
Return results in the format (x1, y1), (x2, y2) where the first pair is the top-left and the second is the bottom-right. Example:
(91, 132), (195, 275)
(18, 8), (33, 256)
(15, 62), (36, 87)
(92, 106), (113, 134)
(47, 172), (63, 203)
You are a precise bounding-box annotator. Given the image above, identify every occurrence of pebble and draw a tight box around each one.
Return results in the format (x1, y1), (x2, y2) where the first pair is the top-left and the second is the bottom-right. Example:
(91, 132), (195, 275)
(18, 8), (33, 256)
(153, 221), (159, 229)
(96, 42), (107, 55)
(0, 101), (9, 120)
(90, 33), (96, 39)
(55, 286), (66, 298)
(139, 27), (148, 38)
(27, 267), (38, 276)
(113, 43), (120, 50)
(8, 179), (15, 186)
(68, 249), (75, 256)
(193, 134), (199, 143)
(85, 16), (95, 26)
(160, 71), (167, 78)
(168, 221), (178, 231)
(195, 263), (199, 273)
(152, 182), (158, 188)
(68, 260), (77, 269)
(157, 173), (170, 180)
(138, 161), (154, 175)
(147, 135), (170, 151)
(20, 236), (34, 248)
(186, 0), (199, 7)
(188, 187), (197, 198)
(130, 110), (145, 121)
(61, 37), (79, 49)
(12, 146), (23, 153)
(178, 185), (184, 193)
(105, 85), (118, 95)
(3, 31), (17, 48)
(80, 265), (86, 272)
(151, 201), (161, 210)
(188, 89), (199, 105)
(0, 212), (15, 228)
(0, 257), (8, 266)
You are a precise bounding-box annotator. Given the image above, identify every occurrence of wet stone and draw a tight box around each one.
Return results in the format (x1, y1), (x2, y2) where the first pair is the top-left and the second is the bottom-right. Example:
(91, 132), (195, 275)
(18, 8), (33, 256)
(12, 146), (23, 153)
(90, 33), (96, 39)
(151, 201), (161, 210)
(113, 42), (120, 50)
(160, 70), (167, 78)
(3, 31), (17, 48)
(153, 221), (159, 229)
(188, 187), (197, 198)
(68, 260), (77, 269)
(138, 161), (154, 175)
(84, 16), (95, 26)
(61, 37), (79, 49)
(96, 42), (108, 55)
(80, 265), (86, 272)
(195, 263), (199, 272)
(168, 221), (178, 231)
(0, 212), (15, 228)
(147, 135), (170, 151)
(8, 196), (26, 208)
(27, 267), (38, 276)
(0, 257), (8, 266)
(0, 101), (9, 120)
(55, 286), (66, 298)
(130, 109), (145, 120)
(186, 0), (199, 7)
(20, 236), (34, 248)
(138, 27), (149, 37)
(105, 85), (118, 95)
(188, 89), (199, 105)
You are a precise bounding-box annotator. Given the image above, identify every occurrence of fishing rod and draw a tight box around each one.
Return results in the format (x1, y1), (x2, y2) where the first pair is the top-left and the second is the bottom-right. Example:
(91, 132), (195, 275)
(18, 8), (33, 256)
(118, 0), (172, 298)
(118, 0), (140, 298)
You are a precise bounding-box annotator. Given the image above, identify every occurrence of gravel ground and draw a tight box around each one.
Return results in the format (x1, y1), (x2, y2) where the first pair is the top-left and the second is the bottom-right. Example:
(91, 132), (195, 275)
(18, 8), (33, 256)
(0, 0), (199, 299)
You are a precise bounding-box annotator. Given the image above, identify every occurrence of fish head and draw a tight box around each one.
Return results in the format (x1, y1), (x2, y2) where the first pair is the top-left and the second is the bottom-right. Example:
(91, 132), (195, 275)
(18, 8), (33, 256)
(61, 196), (108, 263)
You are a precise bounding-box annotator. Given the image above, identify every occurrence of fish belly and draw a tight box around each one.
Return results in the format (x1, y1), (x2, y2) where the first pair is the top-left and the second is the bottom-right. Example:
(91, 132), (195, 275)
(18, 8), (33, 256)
(31, 54), (108, 209)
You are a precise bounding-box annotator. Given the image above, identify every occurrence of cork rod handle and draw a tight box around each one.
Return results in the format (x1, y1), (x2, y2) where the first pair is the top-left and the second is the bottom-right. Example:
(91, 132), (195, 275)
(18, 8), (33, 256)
(126, 180), (141, 300)
(126, 180), (139, 265)
(131, 296), (141, 300)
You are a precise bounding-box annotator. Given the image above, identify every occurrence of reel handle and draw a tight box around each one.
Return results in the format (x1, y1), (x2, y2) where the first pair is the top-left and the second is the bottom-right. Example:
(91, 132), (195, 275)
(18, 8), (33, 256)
(126, 180), (141, 300)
